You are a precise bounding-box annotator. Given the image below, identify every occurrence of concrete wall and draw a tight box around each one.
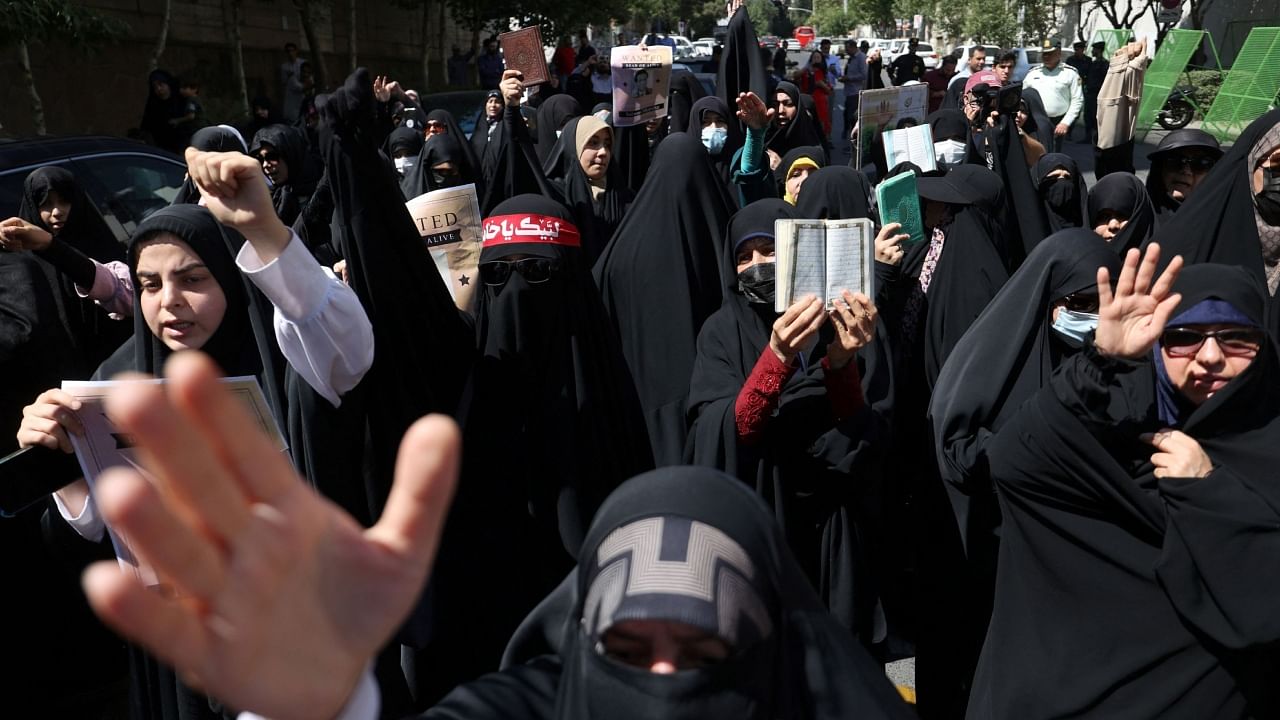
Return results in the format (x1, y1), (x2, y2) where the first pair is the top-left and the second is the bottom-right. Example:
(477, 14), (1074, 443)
(0, 0), (479, 139)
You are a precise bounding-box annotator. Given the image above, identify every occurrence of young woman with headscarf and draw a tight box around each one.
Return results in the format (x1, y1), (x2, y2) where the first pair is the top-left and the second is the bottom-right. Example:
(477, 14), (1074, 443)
(969, 246), (1280, 718)
(687, 95), (743, 195)
(386, 124), (426, 199)
(1153, 111), (1280, 339)
(593, 132), (736, 466)
(250, 124), (319, 227)
(424, 108), (483, 187)
(1144, 128), (1224, 228)
(1032, 153), (1089, 232)
(2, 167), (133, 373)
(927, 231), (1121, 716)
(17, 153), (374, 718)
(773, 145), (826, 205)
(927, 109), (971, 170)
(445, 193), (652, 698)
(471, 90), (506, 189)
(540, 115), (634, 263)
(796, 51), (832, 136)
(407, 131), (484, 196)
(686, 199), (897, 652)
(765, 82), (826, 162)
(1088, 171), (1154, 254)
(171, 125), (250, 205)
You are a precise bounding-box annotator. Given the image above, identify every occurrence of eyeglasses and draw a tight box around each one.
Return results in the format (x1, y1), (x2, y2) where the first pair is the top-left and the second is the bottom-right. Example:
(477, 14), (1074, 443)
(256, 150), (280, 163)
(1166, 155), (1215, 173)
(1161, 327), (1264, 357)
(1061, 293), (1099, 314)
(479, 258), (559, 287)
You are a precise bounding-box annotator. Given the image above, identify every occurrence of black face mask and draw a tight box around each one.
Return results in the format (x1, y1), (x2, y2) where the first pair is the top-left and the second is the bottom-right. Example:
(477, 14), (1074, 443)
(737, 262), (776, 305)
(432, 170), (464, 189)
(1043, 177), (1076, 210)
(1255, 166), (1280, 226)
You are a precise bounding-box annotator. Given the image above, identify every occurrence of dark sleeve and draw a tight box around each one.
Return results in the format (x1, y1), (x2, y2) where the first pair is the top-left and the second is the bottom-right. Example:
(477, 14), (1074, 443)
(1156, 466), (1280, 651)
(35, 238), (97, 290)
(292, 172), (341, 267)
(424, 656), (560, 720)
(1049, 342), (1154, 437)
(0, 256), (40, 365)
(822, 356), (865, 422)
(481, 105), (559, 214)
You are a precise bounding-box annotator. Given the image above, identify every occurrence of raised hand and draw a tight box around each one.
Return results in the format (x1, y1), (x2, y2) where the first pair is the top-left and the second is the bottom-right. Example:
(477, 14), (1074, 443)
(0, 217), (53, 251)
(500, 69), (524, 108)
(827, 291), (877, 369)
(373, 75), (389, 103)
(874, 221), (908, 266)
(770, 295), (825, 365)
(184, 148), (291, 261)
(83, 352), (459, 720)
(1094, 243), (1183, 359)
(735, 91), (775, 131)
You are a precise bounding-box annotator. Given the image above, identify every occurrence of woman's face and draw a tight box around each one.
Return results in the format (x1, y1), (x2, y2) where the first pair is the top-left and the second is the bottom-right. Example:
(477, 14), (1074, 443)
(136, 233), (227, 352)
(1160, 323), (1261, 406)
(600, 619), (730, 674)
(579, 127), (612, 181)
(775, 92), (797, 125)
(255, 143), (290, 185)
(702, 111), (728, 131)
(785, 164), (814, 201)
(1092, 209), (1129, 241)
(808, 51), (824, 70)
(393, 147), (416, 160)
(735, 236), (776, 273)
(39, 189), (71, 234)
(1160, 150), (1216, 202)
(152, 79), (171, 99)
(485, 96), (503, 119)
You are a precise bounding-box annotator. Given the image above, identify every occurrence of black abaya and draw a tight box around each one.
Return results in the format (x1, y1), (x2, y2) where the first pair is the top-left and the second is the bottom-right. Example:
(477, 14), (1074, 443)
(1031, 153), (1089, 232)
(971, 264), (1280, 718)
(1153, 110), (1280, 338)
(249, 124), (318, 227)
(592, 132), (735, 466)
(686, 199), (895, 649)
(716, 6), (769, 154)
(534, 95), (583, 165)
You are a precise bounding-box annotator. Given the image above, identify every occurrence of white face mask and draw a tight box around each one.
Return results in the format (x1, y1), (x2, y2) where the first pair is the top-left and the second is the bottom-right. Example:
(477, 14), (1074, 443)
(394, 157), (416, 175)
(935, 139), (967, 168)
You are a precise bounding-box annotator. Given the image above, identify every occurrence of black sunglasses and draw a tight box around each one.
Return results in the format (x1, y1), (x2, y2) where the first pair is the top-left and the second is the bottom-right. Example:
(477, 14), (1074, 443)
(1161, 327), (1264, 357)
(1166, 155), (1215, 172)
(1061, 293), (1099, 314)
(479, 258), (559, 287)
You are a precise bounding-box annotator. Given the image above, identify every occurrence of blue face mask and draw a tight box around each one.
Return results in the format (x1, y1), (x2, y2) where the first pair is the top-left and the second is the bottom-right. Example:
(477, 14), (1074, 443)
(701, 126), (728, 155)
(1051, 308), (1099, 345)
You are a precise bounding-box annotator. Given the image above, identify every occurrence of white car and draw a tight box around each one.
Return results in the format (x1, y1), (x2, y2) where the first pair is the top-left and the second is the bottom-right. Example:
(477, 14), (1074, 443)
(951, 43), (1002, 69)
(785, 38), (802, 51)
(915, 42), (941, 69)
(692, 39), (716, 57)
(669, 35), (696, 59)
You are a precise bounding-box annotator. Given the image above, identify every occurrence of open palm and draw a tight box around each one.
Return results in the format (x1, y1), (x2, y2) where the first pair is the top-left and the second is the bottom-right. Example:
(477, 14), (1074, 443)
(84, 352), (458, 720)
(1094, 243), (1183, 359)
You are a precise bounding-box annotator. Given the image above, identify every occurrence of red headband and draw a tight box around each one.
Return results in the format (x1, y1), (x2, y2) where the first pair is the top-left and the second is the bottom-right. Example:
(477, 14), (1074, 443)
(482, 213), (581, 248)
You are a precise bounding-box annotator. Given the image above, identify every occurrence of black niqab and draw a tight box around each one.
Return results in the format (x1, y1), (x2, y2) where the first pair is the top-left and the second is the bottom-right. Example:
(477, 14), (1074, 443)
(428, 467), (915, 720)
(592, 132), (735, 466)
(1031, 153), (1088, 232)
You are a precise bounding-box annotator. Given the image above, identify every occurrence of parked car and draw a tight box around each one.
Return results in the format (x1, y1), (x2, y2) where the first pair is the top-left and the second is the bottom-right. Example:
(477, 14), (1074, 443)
(692, 39), (716, 56)
(759, 35), (781, 50)
(785, 38), (801, 51)
(669, 35), (697, 60)
(0, 135), (187, 244)
(915, 41), (941, 69)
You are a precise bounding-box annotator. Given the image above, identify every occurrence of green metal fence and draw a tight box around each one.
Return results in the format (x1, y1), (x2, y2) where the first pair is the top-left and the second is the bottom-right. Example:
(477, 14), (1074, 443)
(1203, 27), (1280, 141)
(1090, 29), (1133, 60)
(1135, 29), (1220, 140)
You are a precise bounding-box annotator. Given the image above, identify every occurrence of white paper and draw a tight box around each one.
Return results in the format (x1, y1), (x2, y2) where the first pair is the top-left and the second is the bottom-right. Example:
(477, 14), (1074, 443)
(774, 219), (875, 312)
(823, 220), (873, 303)
(611, 45), (674, 127)
(405, 183), (483, 312)
(60, 376), (285, 587)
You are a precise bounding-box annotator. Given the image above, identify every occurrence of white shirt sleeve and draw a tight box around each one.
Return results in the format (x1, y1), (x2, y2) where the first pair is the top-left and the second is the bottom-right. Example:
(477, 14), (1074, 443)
(1063, 69), (1084, 127)
(52, 489), (106, 543)
(237, 666), (380, 720)
(236, 231), (375, 407)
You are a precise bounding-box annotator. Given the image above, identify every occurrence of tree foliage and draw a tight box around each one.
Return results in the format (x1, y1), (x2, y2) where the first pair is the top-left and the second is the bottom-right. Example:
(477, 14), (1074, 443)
(0, 0), (127, 47)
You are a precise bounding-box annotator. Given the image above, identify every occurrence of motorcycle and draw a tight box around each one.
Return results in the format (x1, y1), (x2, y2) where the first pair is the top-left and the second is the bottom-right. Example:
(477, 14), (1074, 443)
(1157, 85), (1196, 130)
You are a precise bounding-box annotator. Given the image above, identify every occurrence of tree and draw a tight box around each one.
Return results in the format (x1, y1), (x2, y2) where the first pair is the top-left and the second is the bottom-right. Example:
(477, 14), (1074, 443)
(294, 0), (332, 90)
(221, 0), (250, 120)
(0, 0), (125, 135)
(149, 0), (172, 72)
(1089, 0), (1156, 30)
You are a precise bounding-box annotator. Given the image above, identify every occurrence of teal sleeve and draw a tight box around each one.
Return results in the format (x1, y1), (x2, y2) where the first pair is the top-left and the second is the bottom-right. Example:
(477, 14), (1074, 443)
(740, 125), (767, 175)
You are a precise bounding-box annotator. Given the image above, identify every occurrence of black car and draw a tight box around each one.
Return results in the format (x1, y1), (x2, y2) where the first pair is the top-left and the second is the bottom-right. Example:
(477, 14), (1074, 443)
(0, 136), (187, 243)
